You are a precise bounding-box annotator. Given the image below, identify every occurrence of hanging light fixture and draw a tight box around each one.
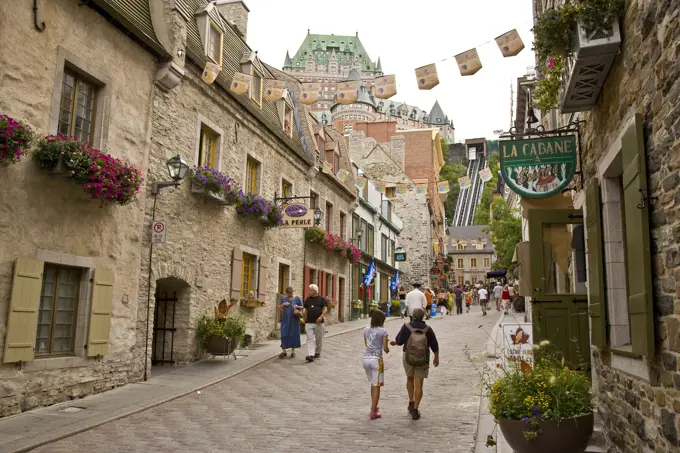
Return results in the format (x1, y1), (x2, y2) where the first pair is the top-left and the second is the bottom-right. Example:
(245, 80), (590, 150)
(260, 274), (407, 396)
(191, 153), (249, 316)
(526, 89), (539, 127)
(166, 154), (189, 181)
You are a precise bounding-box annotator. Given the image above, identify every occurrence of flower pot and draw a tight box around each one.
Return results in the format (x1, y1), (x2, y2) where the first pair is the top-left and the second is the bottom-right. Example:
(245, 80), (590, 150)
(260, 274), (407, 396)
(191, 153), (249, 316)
(205, 335), (237, 356)
(499, 413), (594, 453)
(191, 183), (226, 204)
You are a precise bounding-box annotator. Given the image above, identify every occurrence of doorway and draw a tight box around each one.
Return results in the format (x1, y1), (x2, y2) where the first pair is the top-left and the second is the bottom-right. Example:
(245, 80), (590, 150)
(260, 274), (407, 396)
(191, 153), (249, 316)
(338, 277), (345, 322)
(152, 277), (191, 367)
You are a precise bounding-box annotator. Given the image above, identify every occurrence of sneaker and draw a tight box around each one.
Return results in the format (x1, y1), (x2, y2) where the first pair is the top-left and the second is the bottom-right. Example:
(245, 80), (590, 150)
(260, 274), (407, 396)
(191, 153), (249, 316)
(411, 409), (421, 420)
(314, 353), (321, 358)
(408, 401), (414, 412)
(369, 411), (382, 419)
(305, 356), (314, 362)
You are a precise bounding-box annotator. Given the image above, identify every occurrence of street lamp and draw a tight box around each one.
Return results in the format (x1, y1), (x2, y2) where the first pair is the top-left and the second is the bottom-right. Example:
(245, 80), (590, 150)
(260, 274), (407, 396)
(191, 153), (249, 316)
(314, 207), (324, 226)
(145, 155), (189, 382)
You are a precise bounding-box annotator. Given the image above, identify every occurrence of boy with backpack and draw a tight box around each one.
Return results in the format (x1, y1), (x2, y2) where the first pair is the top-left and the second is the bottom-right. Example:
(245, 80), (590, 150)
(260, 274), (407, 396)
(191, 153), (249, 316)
(390, 308), (439, 420)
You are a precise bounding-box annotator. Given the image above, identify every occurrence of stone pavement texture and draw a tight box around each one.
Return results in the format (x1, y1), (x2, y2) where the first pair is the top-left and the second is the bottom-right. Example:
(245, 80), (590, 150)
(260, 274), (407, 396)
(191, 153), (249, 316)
(2, 310), (496, 453)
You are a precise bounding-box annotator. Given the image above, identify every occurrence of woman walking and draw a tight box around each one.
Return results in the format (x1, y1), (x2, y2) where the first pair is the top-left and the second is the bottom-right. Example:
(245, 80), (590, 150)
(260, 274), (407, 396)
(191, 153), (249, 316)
(279, 286), (303, 358)
(362, 310), (389, 419)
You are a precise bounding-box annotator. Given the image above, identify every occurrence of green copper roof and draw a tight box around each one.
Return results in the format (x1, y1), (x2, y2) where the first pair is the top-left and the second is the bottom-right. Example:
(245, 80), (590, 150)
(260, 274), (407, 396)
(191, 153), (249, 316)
(286, 33), (380, 72)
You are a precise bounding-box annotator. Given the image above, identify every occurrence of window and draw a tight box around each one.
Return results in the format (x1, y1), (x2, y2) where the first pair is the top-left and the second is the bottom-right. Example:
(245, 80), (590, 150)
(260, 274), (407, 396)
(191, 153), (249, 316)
(281, 179), (293, 198)
(241, 253), (256, 296)
(36, 264), (80, 356)
(57, 69), (97, 144)
(381, 234), (388, 261)
(367, 225), (375, 256)
(361, 219), (368, 252)
(484, 257), (491, 269)
(284, 103), (293, 137)
(326, 273), (333, 298)
(390, 240), (395, 266)
(251, 69), (263, 105)
(457, 243), (465, 251)
(245, 156), (260, 194)
(476, 243), (484, 250)
(457, 258), (464, 269)
(326, 201), (333, 232)
(278, 263), (290, 296)
(310, 191), (318, 210)
(333, 152), (340, 175)
(207, 22), (223, 65)
(385, 187), (396, 199)
(470, 258), (478, 269)
(340, 212), (346, 239)
(198, 126), (217, 168)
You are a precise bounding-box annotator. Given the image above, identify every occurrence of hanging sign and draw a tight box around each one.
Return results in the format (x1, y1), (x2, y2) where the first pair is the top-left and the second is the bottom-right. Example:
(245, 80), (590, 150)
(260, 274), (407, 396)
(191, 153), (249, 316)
(499, 135), (577, 199)
(229, 72), (252, 95)
(336, 169), (349, 182)
(415, 63), (439, 90)
(374, 182), (386, 193)
(495, 29), (525, 57)
(415, 183), (427, 195)
(300, 82), (320, 104)
(321, 161), (333, 174)
(502, 323), (533, 366)
(201, 62), (222, 85)
(479, 167), (493, 182)
(455, 48), (482, 76)
(437, 181), (450, 194)
(458, 176), (471, 190)
(396, 183), (408, 195)
(264, 80), (287, 101)
(395, 247), (407, 262)
(280, 203), (314, 228)
(375, 75), (397, 99)
(356, 176), (367, 189)
(337, 81), (359, 104)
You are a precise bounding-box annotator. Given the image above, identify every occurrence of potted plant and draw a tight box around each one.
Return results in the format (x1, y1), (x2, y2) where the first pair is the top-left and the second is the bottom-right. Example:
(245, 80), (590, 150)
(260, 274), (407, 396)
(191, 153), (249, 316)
(305, 226), (327, 244)
(188, 166), (239, 204)
(196, 313), (246, 356)
(33, 134), (93, 182)
(240, 291), (264, 308)
(0, 114), (34, 166)
(353, 299), (363, 309)
(260, 202), (283, 229)
(483, 342), (594, 453)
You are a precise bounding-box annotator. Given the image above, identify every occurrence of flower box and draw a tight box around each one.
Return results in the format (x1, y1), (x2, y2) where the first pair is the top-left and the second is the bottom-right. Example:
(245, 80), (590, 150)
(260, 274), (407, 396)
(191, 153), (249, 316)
(559, 20), (621, 113)
(191, 182), (227, 204)
(241, 298), (264, 308)
(0, 114), (34, 166)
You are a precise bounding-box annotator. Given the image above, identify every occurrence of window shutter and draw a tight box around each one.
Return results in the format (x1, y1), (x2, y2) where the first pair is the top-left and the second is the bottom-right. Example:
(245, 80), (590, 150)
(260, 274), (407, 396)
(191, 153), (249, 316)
(586, 180), (607, 348)
(319, 271), (326, 297)
(303, 266), (311, 300)
(3, 258), (44, 363)
(231, 248), (244, 301)
(332, 274), (337, 300)
(87, 268), (114, 357)
(622, 114), (654, 357)
(257, 259), (268, 301)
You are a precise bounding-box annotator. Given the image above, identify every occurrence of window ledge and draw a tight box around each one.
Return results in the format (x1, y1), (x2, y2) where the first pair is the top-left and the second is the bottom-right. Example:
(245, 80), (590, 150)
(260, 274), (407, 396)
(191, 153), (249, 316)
(24, 356), (88, 372)
(609, 345), (642, 359)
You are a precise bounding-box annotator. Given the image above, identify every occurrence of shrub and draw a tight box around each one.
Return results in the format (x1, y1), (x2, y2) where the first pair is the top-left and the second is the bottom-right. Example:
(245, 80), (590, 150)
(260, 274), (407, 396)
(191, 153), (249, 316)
(195, 314), (246, 346)
(0, 114), (34, 166)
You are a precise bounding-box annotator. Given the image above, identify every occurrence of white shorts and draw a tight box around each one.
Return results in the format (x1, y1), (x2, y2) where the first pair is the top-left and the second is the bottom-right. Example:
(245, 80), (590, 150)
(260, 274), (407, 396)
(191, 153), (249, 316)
(362, 357), (384, 387)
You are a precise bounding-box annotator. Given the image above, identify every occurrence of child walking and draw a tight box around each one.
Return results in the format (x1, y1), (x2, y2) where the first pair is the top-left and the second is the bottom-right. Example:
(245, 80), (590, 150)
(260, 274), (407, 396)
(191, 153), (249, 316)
(362, 310), (390, 419)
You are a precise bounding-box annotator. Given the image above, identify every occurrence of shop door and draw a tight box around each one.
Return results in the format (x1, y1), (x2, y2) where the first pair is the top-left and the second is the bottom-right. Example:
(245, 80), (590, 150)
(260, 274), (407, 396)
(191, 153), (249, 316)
(529, 209), (590, 370)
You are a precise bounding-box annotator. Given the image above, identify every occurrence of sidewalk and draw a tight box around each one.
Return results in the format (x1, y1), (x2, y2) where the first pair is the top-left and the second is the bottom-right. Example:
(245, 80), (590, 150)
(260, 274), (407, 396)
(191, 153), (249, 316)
(0, 316), (396, 453)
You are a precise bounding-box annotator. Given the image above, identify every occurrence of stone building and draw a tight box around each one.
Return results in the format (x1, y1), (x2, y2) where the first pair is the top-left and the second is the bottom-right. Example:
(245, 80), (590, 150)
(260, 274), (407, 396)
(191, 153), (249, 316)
(446, 226), (496, 286)
(0, 0), (167, 417)
(519, 1), (680, 451)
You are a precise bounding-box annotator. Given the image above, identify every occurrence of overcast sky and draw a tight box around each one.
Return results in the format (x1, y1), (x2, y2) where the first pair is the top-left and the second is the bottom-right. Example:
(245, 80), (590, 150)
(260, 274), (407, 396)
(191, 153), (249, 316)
(245, 0), (536, 142)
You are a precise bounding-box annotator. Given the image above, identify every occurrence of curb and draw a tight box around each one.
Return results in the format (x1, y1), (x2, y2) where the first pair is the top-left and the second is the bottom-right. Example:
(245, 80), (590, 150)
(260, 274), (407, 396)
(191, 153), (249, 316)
(5, 318), (389, 453)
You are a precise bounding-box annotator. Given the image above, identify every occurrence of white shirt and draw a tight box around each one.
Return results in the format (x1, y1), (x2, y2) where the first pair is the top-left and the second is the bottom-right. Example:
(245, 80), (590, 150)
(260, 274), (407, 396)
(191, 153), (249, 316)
(478, 288), (488, 300)
(405, 289), (427, 316)
(493, 285), (503, 298)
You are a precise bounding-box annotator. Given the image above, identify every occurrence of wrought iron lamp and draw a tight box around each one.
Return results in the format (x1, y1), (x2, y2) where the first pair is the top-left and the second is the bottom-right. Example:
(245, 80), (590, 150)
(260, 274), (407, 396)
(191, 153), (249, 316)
(152, 154), (189, 194)
(313, 207), (324, 226)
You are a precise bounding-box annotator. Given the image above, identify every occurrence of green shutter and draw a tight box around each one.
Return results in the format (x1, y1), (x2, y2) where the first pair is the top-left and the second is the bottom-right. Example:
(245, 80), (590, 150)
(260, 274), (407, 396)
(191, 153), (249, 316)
(622, 114), (654, 357)
(87, 268), (114, 357)
(585, 180), (607, 348)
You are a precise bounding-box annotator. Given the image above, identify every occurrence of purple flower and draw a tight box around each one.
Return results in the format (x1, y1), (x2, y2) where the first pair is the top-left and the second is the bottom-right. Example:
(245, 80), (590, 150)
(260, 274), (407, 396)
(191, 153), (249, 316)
(523, 417), (529, 424)
(532, 405), (538, 412)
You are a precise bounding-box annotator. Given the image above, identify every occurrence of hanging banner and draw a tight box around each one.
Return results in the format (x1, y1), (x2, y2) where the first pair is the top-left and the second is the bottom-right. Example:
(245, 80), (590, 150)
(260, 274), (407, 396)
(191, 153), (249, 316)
(455, 49), (482, 76)
(264, 80), (286, 101)
(336, 169), (349, 182)
(374, 75), (397, 99)
(396, 183), (408, 195)
(479, 167), (493, 182)
(300, 82), (320, 105)
(356, 176), (367, 189)
(201, 62), (222, 85)
(337, 81), (359, 104)
(458, 176), (472, 190)
(437, 181), (450, 194)
(374, 182), (386, 193)
(321, 161), (333, 174)
(416, 183), (427, 195)
(495, 29), (525, 57)
(499, 135), (577, 199)
(415, 63), (439, 90)
(229, 72), (252, 95)
(280, 203), (315, 228)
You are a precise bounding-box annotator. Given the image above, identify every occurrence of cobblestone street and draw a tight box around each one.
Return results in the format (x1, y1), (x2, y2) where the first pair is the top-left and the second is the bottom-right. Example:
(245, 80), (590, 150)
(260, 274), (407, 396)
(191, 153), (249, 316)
(29, 311), (496, 453)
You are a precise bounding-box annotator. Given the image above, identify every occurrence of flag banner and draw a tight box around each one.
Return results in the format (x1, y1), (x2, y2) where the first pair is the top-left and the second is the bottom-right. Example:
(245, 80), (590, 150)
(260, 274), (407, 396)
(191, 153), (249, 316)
(356, 176), (367, 189)
(374, 181), (386, 193)
(495, 29), (525, 57)
(300, 82), (320, 104)
(396, 183), (408, 195)
(415, 63), (439, 90)
(336, 169), (349, 182)
(201, 62), (222, 85)
(337, 81), (359, 104)
(374, 75), (397, 99)
(264, 79), (286, 101)
(455, 48), (482, 76)
(363, 260), (377, 286)
(437, 181), (450, 194)
(390, 271), (400, 291)
(416, 183), (427, 194)
(229, 72), (252, 95)
(321, 161), (333, 174)
(458, 175), (472, 189)
(433, 240), (440, 256)
(459, 240), (468, 246)
(479, 167), (493, 182)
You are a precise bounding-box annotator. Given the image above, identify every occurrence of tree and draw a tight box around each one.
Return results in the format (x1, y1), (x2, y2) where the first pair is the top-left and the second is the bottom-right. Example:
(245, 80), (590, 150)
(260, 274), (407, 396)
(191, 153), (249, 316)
(484, 197), (522, 271)
(439, 162), (468, 222)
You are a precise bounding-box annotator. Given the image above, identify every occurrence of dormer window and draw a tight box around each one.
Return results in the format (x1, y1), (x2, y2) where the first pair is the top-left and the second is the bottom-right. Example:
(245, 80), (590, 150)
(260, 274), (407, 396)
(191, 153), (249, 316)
(284, 102), (293, 137)
(207, 22), (223, 65)
(251, 69), (263, 105)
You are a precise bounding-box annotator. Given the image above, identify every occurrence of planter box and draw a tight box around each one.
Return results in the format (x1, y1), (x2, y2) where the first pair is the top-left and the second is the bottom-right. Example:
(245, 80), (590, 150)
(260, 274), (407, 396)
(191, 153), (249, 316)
(191, 183), (226, 204)
(205, 336), (237, 356)
(499, 413), (594, 453)
(49, 159), (76, 179)
(560, 20), (621, 113)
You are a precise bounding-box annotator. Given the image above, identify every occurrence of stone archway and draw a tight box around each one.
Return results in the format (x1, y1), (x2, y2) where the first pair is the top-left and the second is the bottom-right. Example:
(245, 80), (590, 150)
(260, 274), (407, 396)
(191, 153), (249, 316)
(151, 276), (192, 368)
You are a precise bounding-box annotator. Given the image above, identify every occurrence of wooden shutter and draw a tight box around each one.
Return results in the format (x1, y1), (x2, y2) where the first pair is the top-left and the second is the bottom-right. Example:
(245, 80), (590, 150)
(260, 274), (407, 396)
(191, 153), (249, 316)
(622, 114), (654, 357)
(230, 248), (244, 301)
(332, 274), (337, 300)
(319, 271), (326, 297)
(3, 258), (44, 363)
(257, 259), (268, 301)
(303, 266), (311, 300)
(87, 268), (114, 357)
(586, 180), (607, 348)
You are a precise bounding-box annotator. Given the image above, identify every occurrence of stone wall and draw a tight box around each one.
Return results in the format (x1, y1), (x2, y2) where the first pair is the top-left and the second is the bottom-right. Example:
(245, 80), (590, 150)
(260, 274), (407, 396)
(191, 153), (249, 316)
(0, 0), (156, 416)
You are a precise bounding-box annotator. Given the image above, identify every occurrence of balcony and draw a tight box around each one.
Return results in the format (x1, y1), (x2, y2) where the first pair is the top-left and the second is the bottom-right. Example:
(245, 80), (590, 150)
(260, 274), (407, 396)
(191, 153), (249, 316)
(559, 20), (621, 113)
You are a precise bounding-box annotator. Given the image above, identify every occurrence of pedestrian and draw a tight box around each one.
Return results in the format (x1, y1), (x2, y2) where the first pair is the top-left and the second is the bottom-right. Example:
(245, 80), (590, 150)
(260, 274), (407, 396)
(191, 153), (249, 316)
(362, 309), (390, 419)
(303, 284), (328, 362)
(390, 308), (439, 420)
(493, 282), (503, 311)
(405, 283), (427, 319)
(478, 285), (489, 316)
(464, 286), (473, 313)
(278, 286), (303, 359)
(424, 287), (433, 319)
(454, 285), (464, 315)
(446, 289), (454, 315)
(399, 285), (407, 318)
(501, 285), (511, 315)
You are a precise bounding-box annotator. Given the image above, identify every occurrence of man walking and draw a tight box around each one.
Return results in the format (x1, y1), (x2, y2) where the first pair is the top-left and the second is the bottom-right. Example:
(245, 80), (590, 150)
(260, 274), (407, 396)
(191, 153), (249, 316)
(405, 283), (427, 319)
(453, 285), (464, 315)
(493, 282), (503, 311)
(478, 285), (489, 316)
(303, 284), (327, 362)
(390, 308), (439, 420)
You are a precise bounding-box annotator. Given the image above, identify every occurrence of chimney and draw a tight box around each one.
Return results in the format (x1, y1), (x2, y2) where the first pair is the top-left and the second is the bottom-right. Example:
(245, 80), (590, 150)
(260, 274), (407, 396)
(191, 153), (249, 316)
(215, 0), (249, 42)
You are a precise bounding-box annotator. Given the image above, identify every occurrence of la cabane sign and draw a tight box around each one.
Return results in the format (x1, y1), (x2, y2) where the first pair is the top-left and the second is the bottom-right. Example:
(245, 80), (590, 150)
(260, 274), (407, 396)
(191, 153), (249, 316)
(499, 135), (577, 198)
(280, 203), (314, 228)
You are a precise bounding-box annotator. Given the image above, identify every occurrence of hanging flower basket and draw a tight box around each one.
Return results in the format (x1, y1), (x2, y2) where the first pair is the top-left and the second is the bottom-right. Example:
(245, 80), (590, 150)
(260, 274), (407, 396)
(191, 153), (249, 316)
(0, 114), (34, 166)
(305, 226), (361, 264)
(188, 166), (240, 205)
(236, 193), (283, 229)
(240, 292), (264, 308)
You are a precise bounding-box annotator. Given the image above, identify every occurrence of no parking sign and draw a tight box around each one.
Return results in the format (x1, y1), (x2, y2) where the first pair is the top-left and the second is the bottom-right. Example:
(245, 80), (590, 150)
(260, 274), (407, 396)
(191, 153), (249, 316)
(152, 221), (166, 244)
